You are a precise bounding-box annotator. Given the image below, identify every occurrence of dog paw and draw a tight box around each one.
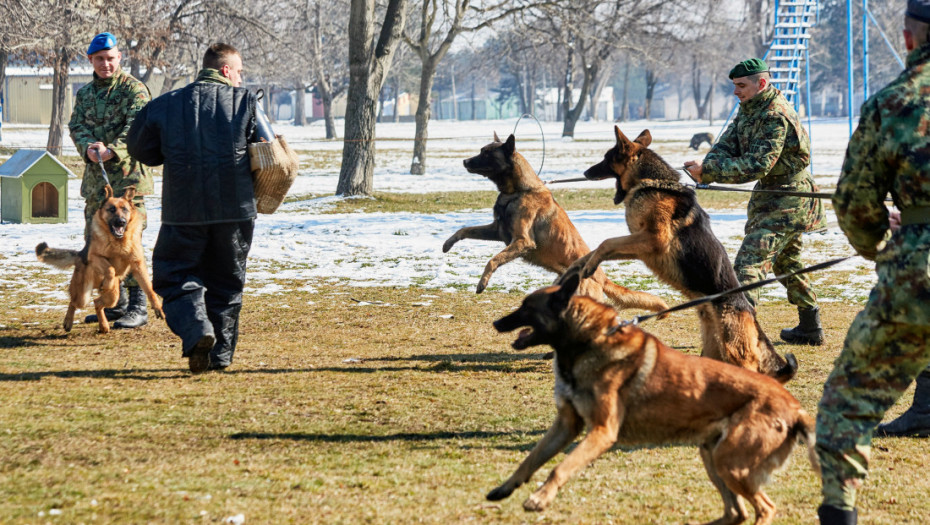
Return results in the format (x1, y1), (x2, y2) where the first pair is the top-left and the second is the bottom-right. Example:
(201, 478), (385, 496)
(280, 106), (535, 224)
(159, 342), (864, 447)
(442, 238), (457, 253)
(154, 308), (165, 320)
(522, 493), (550, 512)
(486, 485), (513, 501)
(476, 278), (489, 294)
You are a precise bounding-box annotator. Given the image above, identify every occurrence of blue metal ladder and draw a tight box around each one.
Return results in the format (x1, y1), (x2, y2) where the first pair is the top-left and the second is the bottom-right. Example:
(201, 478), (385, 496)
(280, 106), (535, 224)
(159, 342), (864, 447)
(767, 0), (820, 112)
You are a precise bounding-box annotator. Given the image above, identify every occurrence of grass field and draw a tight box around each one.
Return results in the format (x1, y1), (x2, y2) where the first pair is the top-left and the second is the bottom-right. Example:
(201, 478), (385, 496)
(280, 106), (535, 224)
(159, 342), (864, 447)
(1, 183), (927, 523)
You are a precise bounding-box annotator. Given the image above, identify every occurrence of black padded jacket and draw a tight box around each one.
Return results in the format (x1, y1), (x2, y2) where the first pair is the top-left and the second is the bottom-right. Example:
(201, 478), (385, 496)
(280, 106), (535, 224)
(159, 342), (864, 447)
(127, 79), (258, 225)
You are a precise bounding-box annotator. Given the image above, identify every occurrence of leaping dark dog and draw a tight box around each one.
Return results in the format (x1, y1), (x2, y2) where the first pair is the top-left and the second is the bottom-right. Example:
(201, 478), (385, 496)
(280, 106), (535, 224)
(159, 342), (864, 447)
(568, 126), (797, 383)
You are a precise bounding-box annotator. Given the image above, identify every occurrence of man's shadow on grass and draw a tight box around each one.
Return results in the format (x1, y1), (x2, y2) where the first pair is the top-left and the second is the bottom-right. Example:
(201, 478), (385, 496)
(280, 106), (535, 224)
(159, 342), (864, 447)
(0, 368), (192, 381)
(229, 429), (546, 450)
(0, 331), (70, 349)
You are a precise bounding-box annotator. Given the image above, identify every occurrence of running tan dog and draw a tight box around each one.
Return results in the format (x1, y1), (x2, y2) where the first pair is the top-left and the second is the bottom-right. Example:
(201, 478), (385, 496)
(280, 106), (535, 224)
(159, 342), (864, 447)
(489, 271), (819, 524)
(443, 133), (668, 314)
(568, 126), (796, 383)
(36, 185), (163, 333)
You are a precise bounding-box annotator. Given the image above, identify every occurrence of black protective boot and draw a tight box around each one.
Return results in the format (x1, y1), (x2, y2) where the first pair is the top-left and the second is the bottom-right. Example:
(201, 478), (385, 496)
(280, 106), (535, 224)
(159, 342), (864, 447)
(875, 371), (930, 437)
(818, 505), (857, 525)
(112, 286), (148, 329)
(780, 306), (825, 346)
(84, 281), (128, 323)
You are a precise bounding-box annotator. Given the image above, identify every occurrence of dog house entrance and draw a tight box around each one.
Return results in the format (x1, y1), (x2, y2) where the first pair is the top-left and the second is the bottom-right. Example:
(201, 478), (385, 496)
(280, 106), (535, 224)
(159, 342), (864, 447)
(32, 182), (59, 218)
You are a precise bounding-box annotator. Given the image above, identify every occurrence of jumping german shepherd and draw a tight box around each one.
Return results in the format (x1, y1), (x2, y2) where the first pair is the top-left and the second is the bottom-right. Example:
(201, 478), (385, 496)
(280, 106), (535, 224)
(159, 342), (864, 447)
(568, 126), (797, 383)
(36, 185), (164, 333)
(443, 133), (668, 314)
(489, 272), (819, 524)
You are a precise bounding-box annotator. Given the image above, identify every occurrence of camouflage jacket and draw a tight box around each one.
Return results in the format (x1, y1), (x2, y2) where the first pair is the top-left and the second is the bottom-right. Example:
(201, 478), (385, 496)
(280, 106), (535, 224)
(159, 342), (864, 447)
(834, 43), (930, 324)
(69, 69), (152, 201)
(702, 87), (825, 234)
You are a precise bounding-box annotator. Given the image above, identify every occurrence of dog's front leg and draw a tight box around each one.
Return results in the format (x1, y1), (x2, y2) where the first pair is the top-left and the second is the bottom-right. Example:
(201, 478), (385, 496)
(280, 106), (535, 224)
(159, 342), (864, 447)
(523, 398), (623, 512)
(130, 258), (164, 320)
(487, 403), (583, 502)
(580, 232), (660, 278)
(442, 223), (500, 253)
(477, 239), (535, 293)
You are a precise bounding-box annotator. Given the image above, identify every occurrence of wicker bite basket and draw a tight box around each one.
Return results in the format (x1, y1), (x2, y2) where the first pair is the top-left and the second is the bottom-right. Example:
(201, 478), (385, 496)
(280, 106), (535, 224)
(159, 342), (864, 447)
(249, 135), (300, 214)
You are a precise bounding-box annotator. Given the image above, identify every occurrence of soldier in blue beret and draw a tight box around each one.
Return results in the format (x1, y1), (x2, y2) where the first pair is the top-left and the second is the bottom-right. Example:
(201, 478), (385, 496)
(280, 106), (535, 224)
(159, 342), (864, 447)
(69, 32), (153, 329)
(815, 2), (930, 523)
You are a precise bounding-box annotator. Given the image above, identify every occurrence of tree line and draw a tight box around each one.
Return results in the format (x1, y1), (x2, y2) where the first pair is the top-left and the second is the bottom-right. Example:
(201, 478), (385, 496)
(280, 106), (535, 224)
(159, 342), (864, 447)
(0, 0), (906, 196)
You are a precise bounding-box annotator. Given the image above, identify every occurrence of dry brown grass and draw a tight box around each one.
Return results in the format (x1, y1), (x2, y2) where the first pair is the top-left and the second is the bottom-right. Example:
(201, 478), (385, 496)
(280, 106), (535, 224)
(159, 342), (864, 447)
(2, 264), (929, 523)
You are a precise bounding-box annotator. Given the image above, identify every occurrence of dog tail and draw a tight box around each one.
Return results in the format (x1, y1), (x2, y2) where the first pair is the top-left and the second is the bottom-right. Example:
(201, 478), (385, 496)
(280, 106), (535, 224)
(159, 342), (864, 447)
(793, 408), (821, 479)
(35, 242), (82, 270)
(771, 351), (799, 384)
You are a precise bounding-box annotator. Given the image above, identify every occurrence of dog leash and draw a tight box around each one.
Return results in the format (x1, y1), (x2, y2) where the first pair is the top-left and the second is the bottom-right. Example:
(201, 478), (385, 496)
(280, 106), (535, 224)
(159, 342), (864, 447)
(606, 255), (856, 334)
(513, 113), (546, 178)
(96, 155), (111, 187)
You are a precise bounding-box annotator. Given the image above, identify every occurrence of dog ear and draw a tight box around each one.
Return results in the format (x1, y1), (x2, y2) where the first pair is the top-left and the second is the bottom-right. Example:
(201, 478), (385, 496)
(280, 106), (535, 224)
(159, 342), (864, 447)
(550, 270), (580, 311)
(493, 131), (501, 143)
(103, 184), (114, 200)
(634, 129), (652, 148)
(503, 134), (516, 157)
(122, 186), (136, 202)
(614, 125), (632, 146)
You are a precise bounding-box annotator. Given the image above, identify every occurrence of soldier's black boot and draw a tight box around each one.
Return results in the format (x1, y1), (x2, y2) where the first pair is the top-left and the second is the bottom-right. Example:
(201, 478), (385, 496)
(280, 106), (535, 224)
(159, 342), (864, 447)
(875, 371), (930, 437)
(818, 505), (857, 525)
(84, 281), (128, 323)
(780, 306), (825, 346)
(112, 286), (148, 329)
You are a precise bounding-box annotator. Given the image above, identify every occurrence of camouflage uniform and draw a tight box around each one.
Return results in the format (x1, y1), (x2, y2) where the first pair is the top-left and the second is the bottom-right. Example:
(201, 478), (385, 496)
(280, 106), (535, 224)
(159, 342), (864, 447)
(816, 42), (930, 511)
(701, 86), (826, 307)
(69, 68), (151, 286)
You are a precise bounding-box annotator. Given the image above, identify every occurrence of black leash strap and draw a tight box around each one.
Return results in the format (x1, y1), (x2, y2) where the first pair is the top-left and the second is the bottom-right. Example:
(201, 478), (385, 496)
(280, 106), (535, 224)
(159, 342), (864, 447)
(606, 255), (855, 334)
(691, 183), (834, 199)
(97, 157), (111, 187)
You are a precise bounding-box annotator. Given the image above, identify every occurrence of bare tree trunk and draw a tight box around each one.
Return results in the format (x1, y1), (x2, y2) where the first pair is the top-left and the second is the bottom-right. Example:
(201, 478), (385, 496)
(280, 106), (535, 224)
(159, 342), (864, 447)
(47, 48), (71, 156)
(470, 79), (476, 120)
(0, 49), (8, 111)
(619, 61), (629, 122)
(337, 0), (408, 196)
(410, 62), (436, 174)
(562, 49), (595, 137)
(392, 76), (401, 122)
(644, 68), (657, 120)
(264, 84), (276, 123)
(294, 85), (307, 126)
(318, 79), (337, 139)
(707, 72), (715, 126)
(450, 65), (457, 120)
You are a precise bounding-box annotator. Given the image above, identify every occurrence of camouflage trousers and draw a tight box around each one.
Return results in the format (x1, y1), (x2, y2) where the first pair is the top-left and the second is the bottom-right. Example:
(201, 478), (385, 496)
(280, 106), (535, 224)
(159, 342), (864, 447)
(83, 196), (147, 288)
(734, 227), (817, 309)
(816, 311), (930, 510)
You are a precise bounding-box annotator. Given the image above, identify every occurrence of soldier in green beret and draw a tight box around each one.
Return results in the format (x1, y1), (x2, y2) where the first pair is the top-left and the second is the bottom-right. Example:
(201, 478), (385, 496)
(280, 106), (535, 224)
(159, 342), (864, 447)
(814, 3), (930, 523)
(684, 57), (827, 346)
(69, 32), (154, 329)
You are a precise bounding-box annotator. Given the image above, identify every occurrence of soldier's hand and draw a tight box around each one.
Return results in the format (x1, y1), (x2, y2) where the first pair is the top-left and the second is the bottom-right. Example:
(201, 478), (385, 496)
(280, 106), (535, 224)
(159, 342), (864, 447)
(88, 142), (106, 162)
(683, 161), (703, 183)
(889, 209), (902, 232)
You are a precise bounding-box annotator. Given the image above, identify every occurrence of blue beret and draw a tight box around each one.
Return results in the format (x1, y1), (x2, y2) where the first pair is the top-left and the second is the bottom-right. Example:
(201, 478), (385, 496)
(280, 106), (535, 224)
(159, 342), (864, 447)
(87, 32), (117, 55)
(908, 0), (930, 24)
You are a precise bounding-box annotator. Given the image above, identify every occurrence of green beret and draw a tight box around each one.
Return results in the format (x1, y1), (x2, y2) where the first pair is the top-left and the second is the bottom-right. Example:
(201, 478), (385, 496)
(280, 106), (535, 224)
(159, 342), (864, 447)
(729, 58), (769, 79)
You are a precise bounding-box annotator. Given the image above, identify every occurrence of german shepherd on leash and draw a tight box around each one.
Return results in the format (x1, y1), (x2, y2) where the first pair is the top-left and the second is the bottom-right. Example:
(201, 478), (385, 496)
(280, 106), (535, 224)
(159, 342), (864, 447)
(489, 272), (819, 524)
(568, 126), (796, 383)
(443, 133), (668, 314)
(36, 185), (164, 333)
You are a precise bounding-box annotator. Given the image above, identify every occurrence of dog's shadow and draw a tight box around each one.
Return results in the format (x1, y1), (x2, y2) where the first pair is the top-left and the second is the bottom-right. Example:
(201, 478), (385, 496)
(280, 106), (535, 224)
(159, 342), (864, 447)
(0, 368), (191, 382)
(0, 331), (70, 349)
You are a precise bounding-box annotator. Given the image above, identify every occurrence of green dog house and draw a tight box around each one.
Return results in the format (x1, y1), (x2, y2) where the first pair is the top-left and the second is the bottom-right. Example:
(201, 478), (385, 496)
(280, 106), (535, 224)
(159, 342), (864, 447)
(0, 150), (73, 224)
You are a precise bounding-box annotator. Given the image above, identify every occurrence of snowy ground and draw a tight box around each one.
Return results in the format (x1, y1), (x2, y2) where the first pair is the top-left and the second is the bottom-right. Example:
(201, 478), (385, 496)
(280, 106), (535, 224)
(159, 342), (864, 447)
(0, 117), (870, 316)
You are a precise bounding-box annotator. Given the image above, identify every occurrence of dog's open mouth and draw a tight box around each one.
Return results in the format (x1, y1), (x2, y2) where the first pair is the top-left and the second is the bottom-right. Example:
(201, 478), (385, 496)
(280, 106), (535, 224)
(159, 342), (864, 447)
(512, 327), (535, 350)
(110, 224), (126, 238)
